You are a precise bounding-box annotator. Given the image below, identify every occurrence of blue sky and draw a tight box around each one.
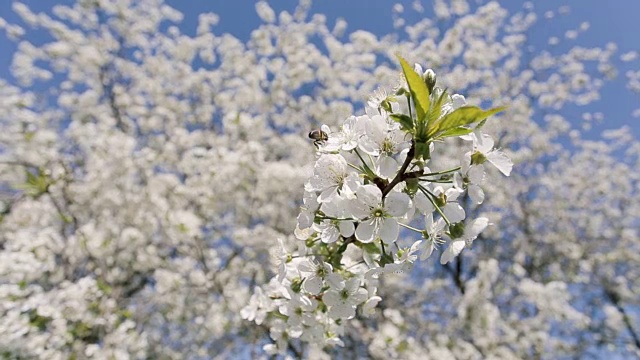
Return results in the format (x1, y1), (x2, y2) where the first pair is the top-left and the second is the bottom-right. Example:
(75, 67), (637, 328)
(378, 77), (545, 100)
(0, 0), (638, 138)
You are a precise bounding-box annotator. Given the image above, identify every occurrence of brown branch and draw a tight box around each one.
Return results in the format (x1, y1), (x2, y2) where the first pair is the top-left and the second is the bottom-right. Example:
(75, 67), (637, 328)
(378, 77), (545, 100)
(603, 286), (640, 351)
(381, 141), (417, 198)
(443, 259), (465, 294)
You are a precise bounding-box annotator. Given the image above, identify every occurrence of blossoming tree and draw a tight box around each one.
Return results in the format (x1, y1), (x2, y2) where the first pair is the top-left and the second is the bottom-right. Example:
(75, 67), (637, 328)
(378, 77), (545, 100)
(0, 0), (638, 359)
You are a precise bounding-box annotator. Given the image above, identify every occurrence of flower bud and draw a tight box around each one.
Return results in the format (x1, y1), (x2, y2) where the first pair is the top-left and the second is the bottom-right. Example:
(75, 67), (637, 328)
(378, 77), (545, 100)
(424, 68), (436, 94)
(291, 277), (304, 293)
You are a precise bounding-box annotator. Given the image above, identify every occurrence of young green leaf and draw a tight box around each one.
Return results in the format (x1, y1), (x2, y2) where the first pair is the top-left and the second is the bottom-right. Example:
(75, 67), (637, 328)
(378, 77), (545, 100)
(397, 55), (431, 122)
(389, 113), (414, 132)
(435, 127), (474, 139)
(428, 105), (506, 137)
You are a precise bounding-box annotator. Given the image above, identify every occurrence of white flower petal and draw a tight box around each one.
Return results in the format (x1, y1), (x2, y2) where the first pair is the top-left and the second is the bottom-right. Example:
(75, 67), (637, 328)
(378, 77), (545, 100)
(476, 132), (495, 153)
(487, 150), (513, 176)
(384, 191), (410, 217)
(465, 217), (490, 239)
(443, 203), (466, 223)
(355, 219), (376, 243)
(378, 218), (399, 244)
(419, 240), (434, 261)
(326, 273), (345, 290)
(467, 165), (485, 183)
(350, 288), (369, 305)
(357, 184), (382, 208)
(469, 184), (484, 204)
(323, 290), (341, 306)
(297, 211), (314, 229)
(318, 186), (339, 203)
(414, 191), (434, 214)
(445, 186), (463, 201)
(303, 276), (323, 295)
(349, 199), (372, 219)
(452, 94), (466, 109)
(329, 303), (356, 320)
(321, 226), (340, 244)
(362, 296), (382, 317)
(377, 155), (398, 179)
(440, 240), (466, 264)
(339, 221), (355, 237)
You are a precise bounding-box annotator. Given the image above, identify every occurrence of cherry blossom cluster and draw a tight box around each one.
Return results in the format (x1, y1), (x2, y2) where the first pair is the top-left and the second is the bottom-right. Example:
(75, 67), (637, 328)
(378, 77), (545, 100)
(242, 57), (513, 354)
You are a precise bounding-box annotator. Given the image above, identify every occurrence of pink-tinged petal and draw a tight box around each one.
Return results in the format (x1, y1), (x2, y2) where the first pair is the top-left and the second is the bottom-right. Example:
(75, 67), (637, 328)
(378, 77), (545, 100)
(487, 150), (513, 176)
(302, 276), (323, 295)
(378, 218), (399, 244)
(440, 240), (466, 264)
(339, 221), (355, 237)
(355, 219), (376, 243)
(443, 203), (466, 223)
(385, 191), (411, 217)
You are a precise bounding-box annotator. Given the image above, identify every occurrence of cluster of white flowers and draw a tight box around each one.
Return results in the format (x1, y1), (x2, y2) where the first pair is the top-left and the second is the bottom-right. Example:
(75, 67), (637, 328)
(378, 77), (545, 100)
(2, 0), (639, 358)
(243, 59), (513, 354)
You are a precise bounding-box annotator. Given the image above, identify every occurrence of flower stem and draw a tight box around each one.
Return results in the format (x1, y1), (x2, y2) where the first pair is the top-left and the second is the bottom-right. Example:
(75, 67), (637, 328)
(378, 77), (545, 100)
(399, 222), (422, 233)
(421, 166), (461, 177)
(418, 184), (451, 226)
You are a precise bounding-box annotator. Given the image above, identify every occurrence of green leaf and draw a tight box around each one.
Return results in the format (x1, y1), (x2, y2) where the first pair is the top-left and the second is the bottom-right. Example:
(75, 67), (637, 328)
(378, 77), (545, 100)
(434, 126), (474, 140)
(429, 105), (507, 138)
(424, 88), (449, 132)
(397, 55), (430, 122)
(389, 113), (414, 131)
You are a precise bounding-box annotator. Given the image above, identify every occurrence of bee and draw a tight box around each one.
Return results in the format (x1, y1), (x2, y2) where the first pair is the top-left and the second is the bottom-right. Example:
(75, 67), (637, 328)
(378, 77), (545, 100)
(308, 125), (329, 148)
